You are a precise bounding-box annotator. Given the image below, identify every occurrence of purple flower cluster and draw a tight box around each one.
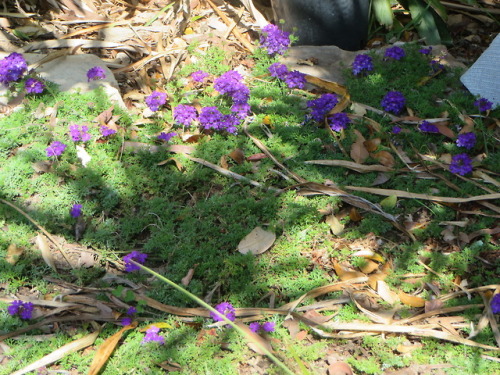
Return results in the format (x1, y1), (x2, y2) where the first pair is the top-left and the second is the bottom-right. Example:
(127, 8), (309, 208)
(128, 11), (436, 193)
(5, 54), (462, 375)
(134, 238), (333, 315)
(392, 125), (402, 134)
(87, 66), (106, 82)
(142, 326), (165, 345)
(25, 78), (45, 94)
(158, 132), (176, 142)
(0, 52), (27, 85)
(449, 153), (473, 176)
(123, 251), (148, 272)
(190, 70), (209, 83)
(456, 132), (476, 149)
(474, 97), (493, 112)
(46, 141), (67, 157)
(492, 294), (500, 314)
(210, 302), (236, 322)
(249, 321), (275, 333)
(381, 91), (406, 115)
(352, 54), (374, 76)
(307, 93), (339, 122)
(260, 24), (291, 55)
(268, 63), (306, 89)
(146, 91), (168, 112)
(121, 306), (137, 326)
(8, 300), (34, 320)
(384, 46), (406, 61)
(430, 60), (444, 72)
(419, 46), (432, 55)
(231, 102), (251, 119)
(70, 204), (82, 218)
(214, 70), (250, 104)
(69, 124), (91, 142)
(100, 125), (116, 137)
(173, 104), (198, 127)
(418, 120), (439, 133)
(199, 106), (239, 134)
(328, 112), (351, 132)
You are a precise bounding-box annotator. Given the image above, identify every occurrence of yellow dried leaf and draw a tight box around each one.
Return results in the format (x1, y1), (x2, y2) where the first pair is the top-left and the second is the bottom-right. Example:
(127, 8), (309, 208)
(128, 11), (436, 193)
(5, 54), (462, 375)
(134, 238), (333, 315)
(262, 115), (272, 125)
(359, 259), (379, 274)
(398, 291), (425, 307)
(6, 244), (24, 265)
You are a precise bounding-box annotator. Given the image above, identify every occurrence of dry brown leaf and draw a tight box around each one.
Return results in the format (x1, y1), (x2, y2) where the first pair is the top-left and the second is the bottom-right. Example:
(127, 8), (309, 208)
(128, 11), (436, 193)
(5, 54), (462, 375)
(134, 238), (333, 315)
(157, 157), (184, 171)
(377, 281), (399, 305)
(333, 261), (366, 281)
(303, 310), (331, 324)
(35, 234), (56, 271)
(350, 130), (369, 164)
(181, 267), (196, 287)
(328, 362), (353, 375)
(237, 227), (276, 255)
(228, 148), (245, 164)
(372, 151), (395, 168)
(435, 124), (455, 138)
(396, 342), (423, 354)
(425, 299), (444, 313)
(88, 323), (137, 375)
(349, 207), (363, 222)
(398, 291), (426, 307)
(364, 138), (381, 152)
(282, 319), (300, 338)
(351, 295), (395, 324)
(6, 244), (24, 265)
(325, 214), (345, 236)
(359, 259), (379, 274)
(247, 153), (268, 161)
(220, 155), (230, 170)
(235, 322), (273, 355)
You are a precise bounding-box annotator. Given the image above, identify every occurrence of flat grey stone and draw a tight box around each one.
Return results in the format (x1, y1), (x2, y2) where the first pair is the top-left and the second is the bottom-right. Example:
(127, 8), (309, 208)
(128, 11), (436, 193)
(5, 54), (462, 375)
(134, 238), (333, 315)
(0, 53), (125, 108)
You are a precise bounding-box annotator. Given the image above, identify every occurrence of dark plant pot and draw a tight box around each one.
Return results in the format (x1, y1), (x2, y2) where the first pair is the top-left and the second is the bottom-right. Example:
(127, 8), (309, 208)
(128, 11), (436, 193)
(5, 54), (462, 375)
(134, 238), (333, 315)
(271, 0), (370, 51)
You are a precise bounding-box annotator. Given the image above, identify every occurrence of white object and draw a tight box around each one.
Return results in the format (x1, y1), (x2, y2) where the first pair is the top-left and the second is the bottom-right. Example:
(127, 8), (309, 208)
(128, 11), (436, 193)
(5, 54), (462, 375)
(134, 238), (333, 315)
(460, 34), (500, 107)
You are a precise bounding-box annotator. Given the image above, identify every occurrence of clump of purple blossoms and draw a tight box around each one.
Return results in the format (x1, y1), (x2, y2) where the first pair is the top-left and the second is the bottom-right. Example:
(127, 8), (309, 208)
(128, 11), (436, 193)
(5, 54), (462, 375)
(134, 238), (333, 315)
(352, 54), (374, 76)
(284, 70), (306, 89)
(268, 63), (288, 79)
(69, 124), (91, 142)
(46, 141), (67, 157)
(123, 251), (148, 272)
(307, 93), (339, 122)
(249, 321), (276, 333)
(158, 132), (176, 142)
(210, 302), (236, 322)
(25, 78), (45, 94)
(260, 24), (291, 55)
(121, 306), (137, 326)
(146, 91), (168, 112)
(142, 326), (165, 345)
(384, 46), (406, 61)
(8, 300), (34, 320)
(381, 91), (406, 115)
(100, 125), (116, 137)
(456, 132), (476, 150)
(173, 104), (198, 127)
(190, 70), (209, 83)
(418, 120), (439, 133)
(231, 102), (251, 119)
(214, 70), (250, 104)
(449, 153), (473, 176)
(0, 52), (27, 85)
(491, 294), (500, 314)
(419, 46), (432, 55)
(430, 60), (444, 72)
(199, 106), (239, 134)
(328, 112), (351, 132)
(87, 66), (106, 82)
(70, 204), (82, 218)
(474, 97), (493, 112)
(392, 126), (402, 134)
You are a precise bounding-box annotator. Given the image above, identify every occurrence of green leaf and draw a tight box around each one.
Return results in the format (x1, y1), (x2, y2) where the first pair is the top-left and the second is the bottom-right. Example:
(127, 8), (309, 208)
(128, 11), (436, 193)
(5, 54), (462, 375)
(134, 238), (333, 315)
(408, 0), (441, 44)
(380, 195), (397, 209)
(372, 0), (394, 27)
(427, 0), (448, 21)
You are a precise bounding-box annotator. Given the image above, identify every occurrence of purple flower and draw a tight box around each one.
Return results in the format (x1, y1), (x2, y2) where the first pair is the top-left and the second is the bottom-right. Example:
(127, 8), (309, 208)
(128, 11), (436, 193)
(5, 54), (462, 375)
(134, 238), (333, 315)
(214, 70), (250, 104)
(307, 93), (339, 122)
(474, 97), (493, 112)
(158, 132), (176, 142)
(142, 326), (165, 345)
(190, 70), (209, 82)
(0, 52), (27, 85)
(70, 204), (82, 218)
(430, 60), (444, 72)
(260, 24), (290, 55)
(123, 251), (148, 272)
(449, 153), (473, 176)
(456, 132), (476, 150)
(419, 46), (432, 55)
(491, 294), (500, 314)
(231, 102), (251, 119)
(284, 70), (306, 89)
(352, 54), (374, 76)
(392, 126), (402, 134)
(249, 322), (261, 332)
(121, 317), (132, 326)
(127, 307), (137, 315)
(25, 78), (45, 94)
(384, 46), (406, 61)
(199, 106), (223, 130)
(261, 321), (275, 332)
(418, 120), (439, 133)
(210, 302), (236, 322)
(145, 91), (168, 112)
(8, 300), (34, 320)
(268, 63), (288, 79)
(100, 125), (116, 137)
(69, 124), (91, 142)
(87, 66), (106, 82)
(381, 91), (406, 115)
(46, 141), (67, 157)
(173, 104), (198, 127)
(328, 112), (351, 132)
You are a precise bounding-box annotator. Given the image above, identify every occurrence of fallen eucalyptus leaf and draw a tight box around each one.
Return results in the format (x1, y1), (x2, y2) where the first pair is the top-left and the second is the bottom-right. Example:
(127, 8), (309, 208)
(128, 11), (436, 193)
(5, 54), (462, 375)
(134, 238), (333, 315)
(238, 226), (276, 255)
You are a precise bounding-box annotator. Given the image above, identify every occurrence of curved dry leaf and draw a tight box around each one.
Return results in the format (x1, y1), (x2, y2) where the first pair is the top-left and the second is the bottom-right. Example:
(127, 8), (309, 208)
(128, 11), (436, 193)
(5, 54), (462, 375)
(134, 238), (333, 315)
(364, 138), (381, 152)
(237, 226), (276, 255)
(326, 214), (344, 236)
(6, 244), (24, 265)
(435, 124), (455, 139)
(229, 148), (245, 164)
(305, 159), (392, 173)
(328, 361), (353, 375)
(36, 233), (56, 271)
(157, 157), (184, 171)
(359, 259), (379, 274)
(372, 150), (395, 167)
(334, 261), (365, 281)
(350, 130), (369, 164)
(377, 280), (399, 305)
(399, 291), (426, 307)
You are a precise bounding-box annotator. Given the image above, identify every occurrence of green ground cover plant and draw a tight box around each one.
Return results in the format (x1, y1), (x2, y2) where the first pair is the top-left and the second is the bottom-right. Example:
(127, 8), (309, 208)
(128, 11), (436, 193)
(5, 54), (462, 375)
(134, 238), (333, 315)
(0, 25), (499, 374)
